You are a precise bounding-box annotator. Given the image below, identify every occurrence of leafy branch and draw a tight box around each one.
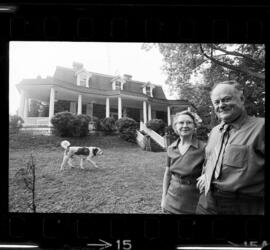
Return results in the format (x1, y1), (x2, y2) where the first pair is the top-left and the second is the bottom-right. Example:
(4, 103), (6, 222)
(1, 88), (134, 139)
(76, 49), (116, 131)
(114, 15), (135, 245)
(199, 44), (265, 80)
(14, 154), (36, 212)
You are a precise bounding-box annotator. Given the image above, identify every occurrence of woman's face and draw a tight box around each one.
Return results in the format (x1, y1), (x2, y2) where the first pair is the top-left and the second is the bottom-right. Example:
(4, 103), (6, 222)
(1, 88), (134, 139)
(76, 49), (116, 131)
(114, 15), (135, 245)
(174, 114), (195, 138)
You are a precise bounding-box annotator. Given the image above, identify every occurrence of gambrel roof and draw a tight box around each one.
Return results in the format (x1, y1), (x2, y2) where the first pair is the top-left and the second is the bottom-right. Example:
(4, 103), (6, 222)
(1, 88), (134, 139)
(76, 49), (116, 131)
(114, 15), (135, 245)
(52, 66), (167, 99)
(17, 65), (193, 109)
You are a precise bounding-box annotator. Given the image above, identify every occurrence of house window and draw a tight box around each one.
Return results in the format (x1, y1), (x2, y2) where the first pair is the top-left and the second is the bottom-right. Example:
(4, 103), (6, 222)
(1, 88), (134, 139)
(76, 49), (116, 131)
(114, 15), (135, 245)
(146, 86), (151, 96)
(115, 81), (121, 90)
(79, 74), (88, 87)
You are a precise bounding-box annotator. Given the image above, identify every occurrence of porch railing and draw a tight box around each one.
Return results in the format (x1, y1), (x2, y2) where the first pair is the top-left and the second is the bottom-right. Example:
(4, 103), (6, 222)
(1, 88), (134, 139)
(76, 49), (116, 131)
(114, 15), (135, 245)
(139, 122), (165, 149)
(23, 117), (50, 126)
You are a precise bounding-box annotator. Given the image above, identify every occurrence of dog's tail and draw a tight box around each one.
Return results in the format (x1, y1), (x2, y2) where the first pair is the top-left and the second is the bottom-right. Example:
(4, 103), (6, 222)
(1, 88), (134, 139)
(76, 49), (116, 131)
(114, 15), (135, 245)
(61, 140), (70, 149)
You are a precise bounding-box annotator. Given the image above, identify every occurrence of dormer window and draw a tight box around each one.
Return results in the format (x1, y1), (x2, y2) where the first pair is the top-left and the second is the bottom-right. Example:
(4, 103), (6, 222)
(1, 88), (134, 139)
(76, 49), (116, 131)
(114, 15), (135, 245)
(112, 76), (126, 90)
(115, 81), (121, 90)
(143, 82), (155, 97)
(146, 86), (151, 96)
(79, 73), (88, 87)
(112, 80), (122, 90)
(75, 71), (92, 88)
(73, 62), (92, 88)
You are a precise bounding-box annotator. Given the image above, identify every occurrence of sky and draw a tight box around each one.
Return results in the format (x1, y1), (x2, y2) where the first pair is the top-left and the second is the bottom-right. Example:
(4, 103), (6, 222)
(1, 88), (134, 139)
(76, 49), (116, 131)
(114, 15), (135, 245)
(9, 42), (173, 115)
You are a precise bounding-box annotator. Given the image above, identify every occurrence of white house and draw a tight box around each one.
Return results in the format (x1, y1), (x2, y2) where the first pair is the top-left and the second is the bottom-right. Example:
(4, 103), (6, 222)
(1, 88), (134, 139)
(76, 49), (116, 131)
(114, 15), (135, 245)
(16, 62), (193, 132)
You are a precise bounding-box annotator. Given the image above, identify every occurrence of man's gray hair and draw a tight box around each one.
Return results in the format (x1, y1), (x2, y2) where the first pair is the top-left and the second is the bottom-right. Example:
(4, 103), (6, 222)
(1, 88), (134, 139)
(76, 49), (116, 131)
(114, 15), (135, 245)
(211, 80), (244, 96)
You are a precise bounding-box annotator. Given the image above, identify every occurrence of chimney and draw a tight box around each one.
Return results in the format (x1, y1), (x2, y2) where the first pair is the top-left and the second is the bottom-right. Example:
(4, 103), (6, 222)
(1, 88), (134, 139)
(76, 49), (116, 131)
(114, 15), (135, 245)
(72, 62), (83, 71)
(123, 74), (132, 81)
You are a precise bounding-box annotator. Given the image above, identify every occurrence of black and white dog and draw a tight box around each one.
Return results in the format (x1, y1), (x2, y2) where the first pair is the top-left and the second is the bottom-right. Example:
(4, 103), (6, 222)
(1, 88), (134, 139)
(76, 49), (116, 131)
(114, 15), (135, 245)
(60, 140), (103, 170)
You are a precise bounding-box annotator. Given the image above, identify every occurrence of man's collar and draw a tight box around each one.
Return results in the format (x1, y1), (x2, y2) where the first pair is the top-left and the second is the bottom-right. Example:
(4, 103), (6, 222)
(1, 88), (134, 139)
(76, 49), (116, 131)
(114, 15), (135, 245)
(218, 111), (248, 131)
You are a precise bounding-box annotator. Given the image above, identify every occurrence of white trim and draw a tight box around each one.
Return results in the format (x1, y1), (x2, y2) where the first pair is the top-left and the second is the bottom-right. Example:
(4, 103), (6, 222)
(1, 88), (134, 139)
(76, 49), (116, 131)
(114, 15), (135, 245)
(167, 106), (171, 125)
(118, 96), (122, 119)
(77, 94), (82, 114)
(140, 121), (165, 148)
(48, 87), (55, 124)
(143, 101), (147, 123)
(148, 103), (152, 121)
(119, 94), (148, 101)
(106, 97), (110, 118)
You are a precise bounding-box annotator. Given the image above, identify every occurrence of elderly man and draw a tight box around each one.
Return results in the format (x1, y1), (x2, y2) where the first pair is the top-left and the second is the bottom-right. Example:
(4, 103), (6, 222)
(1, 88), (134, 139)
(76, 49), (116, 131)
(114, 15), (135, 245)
(196, 80), (265, 215)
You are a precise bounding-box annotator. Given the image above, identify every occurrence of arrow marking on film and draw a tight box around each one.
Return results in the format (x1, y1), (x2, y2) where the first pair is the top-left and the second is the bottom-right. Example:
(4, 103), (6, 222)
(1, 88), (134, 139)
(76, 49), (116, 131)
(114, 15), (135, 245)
(87, 239), (112, 250)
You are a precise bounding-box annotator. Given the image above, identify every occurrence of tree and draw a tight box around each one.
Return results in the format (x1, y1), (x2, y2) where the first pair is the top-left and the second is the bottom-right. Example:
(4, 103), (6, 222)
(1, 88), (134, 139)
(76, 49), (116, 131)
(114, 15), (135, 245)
(143, 43), (265, 128)
(199, 44), (265, 80)
(9, 115), (24, 133)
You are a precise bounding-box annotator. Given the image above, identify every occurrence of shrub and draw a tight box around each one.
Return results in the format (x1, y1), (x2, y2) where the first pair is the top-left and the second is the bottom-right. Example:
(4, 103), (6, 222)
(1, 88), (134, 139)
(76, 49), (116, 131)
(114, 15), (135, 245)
(164, 125), (178, 147)
(100, 117), (116, 135)
(146, 119), (166, 136)
(51, 112), (90, 137)
(91, 116), (102, 131)
(196, 125), (210, 142)
(51, 112), (74, 137)
(9, 115), (24, 133)
(116, 117), (139, 143)
(164, 125), (177, 137)
(73, 114), (91, 137)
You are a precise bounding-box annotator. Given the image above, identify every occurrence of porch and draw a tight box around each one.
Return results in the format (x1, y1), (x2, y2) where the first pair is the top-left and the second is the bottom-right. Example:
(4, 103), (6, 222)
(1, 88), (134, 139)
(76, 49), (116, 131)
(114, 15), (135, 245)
(17, 83), (192, 130)
(18, 85), (176, 127)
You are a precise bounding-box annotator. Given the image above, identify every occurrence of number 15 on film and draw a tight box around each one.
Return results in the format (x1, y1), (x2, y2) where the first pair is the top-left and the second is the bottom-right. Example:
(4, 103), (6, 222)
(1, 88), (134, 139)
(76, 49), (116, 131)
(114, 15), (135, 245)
(116, 239), (132, 250)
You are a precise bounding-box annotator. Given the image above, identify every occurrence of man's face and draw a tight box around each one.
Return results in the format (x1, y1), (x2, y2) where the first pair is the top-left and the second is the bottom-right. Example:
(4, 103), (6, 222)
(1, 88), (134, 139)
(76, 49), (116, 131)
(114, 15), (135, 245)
(211, 84), (245, 123)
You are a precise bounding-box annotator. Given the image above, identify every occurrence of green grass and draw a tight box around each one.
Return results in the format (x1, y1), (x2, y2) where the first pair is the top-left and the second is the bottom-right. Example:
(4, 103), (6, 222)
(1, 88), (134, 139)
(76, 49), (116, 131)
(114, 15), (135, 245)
(9, 133), (167, 213)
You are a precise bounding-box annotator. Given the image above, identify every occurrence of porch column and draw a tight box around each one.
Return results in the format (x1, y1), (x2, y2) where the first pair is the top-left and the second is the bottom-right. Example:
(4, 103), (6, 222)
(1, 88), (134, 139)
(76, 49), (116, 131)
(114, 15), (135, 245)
(49, 87), (55, 124)
(143, 101), (147, 123)
(23, 98), (28, 119)
(77, 94), (82, 114)
(118, 96), (122, 119)
(167, 106), (171, 126)
(148, 103), (152, 121)
(19, 90), (25, 118)
(106, 97), (110, 118)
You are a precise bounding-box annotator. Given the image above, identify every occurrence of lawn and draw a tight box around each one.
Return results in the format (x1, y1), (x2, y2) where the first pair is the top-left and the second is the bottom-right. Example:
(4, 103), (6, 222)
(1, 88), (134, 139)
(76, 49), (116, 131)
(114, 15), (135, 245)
(9, 133), (167, 214)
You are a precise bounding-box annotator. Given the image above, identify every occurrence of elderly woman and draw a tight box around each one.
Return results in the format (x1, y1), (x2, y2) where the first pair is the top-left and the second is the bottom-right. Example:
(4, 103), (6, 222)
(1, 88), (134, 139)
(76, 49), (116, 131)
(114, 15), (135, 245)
(161, 111), (206, 214)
